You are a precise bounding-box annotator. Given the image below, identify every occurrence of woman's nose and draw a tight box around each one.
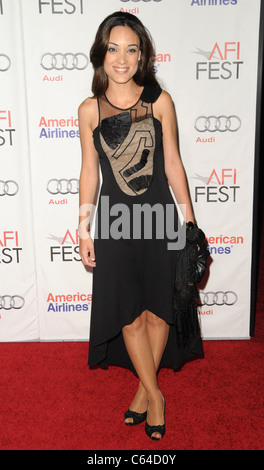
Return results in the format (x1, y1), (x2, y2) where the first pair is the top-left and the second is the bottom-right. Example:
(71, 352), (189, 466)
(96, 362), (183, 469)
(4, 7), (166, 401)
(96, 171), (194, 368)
(117, 50), (127, 64)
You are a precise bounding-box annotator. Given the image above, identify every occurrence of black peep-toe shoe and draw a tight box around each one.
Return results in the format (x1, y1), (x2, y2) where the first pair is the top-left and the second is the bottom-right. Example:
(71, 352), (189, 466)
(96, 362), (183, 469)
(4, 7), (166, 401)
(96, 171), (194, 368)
(145, 394), (166, 440)
(124, 409), (147, 426)
(145, 421), (166, 440)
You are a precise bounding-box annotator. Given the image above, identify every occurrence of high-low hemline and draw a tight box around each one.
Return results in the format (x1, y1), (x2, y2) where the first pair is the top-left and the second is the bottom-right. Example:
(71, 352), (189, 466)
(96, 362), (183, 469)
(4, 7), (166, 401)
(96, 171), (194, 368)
(88, 307), (203, 375)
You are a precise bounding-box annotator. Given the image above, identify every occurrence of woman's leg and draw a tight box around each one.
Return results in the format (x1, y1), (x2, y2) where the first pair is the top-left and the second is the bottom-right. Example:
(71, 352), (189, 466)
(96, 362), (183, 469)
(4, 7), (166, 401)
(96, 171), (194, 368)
(125, 310), (169, 410)
(146, 309), (170, 370)
(122, 310), (159, 396)
(122, 310), (169, 438)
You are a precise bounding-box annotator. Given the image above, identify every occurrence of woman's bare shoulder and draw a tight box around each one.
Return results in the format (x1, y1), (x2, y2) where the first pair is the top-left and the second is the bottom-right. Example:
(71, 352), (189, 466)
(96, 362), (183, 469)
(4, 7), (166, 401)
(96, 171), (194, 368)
(78, 96), (97, 116)
(154, 89), (175, 122)
(157, 89), (174, 107)
(78, 96), (98, 129)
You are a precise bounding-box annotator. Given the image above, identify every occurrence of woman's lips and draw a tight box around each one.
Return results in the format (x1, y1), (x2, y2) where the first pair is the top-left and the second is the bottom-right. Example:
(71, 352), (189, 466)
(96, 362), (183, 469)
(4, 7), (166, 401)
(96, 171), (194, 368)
(113, 67), (129, 74)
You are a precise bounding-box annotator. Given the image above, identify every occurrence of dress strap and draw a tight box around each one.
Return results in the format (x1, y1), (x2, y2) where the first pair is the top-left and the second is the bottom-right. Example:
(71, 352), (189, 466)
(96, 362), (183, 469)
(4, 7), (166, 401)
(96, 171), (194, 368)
(140, 85), (162, 104)
(96, 96), (101, 128)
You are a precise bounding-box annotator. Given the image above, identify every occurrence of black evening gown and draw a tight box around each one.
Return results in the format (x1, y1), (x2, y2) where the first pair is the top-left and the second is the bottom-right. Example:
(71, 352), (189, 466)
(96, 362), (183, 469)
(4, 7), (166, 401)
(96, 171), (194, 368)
(88, 85), (203, 374)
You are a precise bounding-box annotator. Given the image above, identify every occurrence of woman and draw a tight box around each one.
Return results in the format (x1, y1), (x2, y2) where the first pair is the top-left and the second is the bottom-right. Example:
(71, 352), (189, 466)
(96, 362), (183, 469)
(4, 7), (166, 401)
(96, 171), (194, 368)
(78, 11), (205, 441)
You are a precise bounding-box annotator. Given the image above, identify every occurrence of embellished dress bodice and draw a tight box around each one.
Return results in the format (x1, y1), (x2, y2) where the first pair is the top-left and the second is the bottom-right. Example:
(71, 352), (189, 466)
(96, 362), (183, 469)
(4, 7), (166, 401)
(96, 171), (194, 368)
(92, 85), (165, 203)
(97, 89), (156, 196)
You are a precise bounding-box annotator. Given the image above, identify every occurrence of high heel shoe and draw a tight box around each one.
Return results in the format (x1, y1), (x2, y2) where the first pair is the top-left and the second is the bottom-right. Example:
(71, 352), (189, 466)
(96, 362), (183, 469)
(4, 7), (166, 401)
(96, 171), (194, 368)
(145, 393), (165, 440)
(124, 409), (147, 426)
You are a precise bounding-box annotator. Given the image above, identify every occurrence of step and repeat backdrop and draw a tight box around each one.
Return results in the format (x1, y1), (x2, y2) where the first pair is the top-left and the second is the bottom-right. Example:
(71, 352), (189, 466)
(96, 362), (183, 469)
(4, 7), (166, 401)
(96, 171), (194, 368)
(0, 0), (262, 341)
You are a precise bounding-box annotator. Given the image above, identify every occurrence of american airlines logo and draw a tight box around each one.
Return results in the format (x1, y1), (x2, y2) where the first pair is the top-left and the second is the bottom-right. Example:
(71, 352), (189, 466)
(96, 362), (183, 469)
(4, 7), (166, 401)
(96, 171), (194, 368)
(191, 0), (237, 5)
(39, 116), (79, 139)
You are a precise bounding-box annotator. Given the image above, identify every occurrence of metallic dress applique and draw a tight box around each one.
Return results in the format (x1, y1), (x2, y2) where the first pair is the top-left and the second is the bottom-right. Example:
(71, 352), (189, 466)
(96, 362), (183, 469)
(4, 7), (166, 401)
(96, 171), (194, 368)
(99, 97), (155, 196)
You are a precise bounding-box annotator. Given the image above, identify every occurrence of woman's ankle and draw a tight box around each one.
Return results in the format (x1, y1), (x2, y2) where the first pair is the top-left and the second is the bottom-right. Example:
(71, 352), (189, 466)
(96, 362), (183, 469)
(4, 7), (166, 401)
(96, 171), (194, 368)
(147, 388), (163, 403)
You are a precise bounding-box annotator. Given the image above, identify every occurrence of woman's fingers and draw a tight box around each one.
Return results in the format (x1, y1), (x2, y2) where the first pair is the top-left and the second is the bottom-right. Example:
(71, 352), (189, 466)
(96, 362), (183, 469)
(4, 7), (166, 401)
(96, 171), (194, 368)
(88, 246), (96, 267)
(80, 239), (96, 267)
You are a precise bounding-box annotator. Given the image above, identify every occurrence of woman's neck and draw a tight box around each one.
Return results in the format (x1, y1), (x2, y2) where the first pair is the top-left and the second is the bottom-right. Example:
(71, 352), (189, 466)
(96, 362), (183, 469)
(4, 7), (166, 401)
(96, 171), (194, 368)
(105, 80), (143, 108)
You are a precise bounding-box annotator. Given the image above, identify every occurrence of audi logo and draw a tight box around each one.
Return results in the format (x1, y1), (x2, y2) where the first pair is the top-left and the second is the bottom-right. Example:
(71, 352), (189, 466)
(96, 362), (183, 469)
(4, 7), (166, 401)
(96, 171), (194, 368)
(41, 53), (89, 71)
(199, 291), (237, 306)
(0, 295), (25, 310)
(195, 115), (241, 132)
(0, 180), (19, 196)
(47, 178), (79, 194)
(0, 54), (11, 72)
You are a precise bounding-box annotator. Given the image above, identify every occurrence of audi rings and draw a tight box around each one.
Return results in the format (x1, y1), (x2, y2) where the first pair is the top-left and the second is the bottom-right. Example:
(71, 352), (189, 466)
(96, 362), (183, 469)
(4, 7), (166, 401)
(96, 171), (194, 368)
(0, 54), (11, 72)
(0, 295), (25, 310)
(0, 180), (19, 196)
(199, 291), (238, 306)
(47, 178), (79, 195)
(195, 115), (241, 132)
(41, 53), (89, 71)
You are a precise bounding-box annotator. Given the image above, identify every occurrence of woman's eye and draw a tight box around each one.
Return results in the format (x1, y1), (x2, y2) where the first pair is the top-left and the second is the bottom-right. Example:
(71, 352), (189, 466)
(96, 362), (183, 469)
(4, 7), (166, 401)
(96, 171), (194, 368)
(108, 47), (117, 53)
(128, 48), (137, 54)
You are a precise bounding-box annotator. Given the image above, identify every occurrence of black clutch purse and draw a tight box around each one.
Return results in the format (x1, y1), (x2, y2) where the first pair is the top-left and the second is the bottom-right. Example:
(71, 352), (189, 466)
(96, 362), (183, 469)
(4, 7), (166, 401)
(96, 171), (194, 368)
(173, 222), (210, 345)
(185, 222), (210, 284)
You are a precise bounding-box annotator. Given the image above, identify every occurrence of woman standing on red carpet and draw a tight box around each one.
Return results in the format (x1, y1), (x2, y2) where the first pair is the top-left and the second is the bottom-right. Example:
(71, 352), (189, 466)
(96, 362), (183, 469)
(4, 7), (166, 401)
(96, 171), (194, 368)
(78, 11), (208, 441)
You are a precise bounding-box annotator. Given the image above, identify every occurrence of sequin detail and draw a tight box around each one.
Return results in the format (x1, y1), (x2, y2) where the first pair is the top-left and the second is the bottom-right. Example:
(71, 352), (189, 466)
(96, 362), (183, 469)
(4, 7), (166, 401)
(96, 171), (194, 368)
(100, 112), (131, 150)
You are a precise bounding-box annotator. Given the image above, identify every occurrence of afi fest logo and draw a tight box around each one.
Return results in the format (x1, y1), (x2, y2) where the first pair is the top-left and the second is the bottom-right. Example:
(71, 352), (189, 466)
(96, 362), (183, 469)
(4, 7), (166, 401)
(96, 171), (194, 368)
(48, 228), (81, 262)
(0, 231), (22, 263)
(0, 110), (15, 146)
(38, 0), (84, 14)
(195, 41), (243, 79)
(193, 168), (240, 203)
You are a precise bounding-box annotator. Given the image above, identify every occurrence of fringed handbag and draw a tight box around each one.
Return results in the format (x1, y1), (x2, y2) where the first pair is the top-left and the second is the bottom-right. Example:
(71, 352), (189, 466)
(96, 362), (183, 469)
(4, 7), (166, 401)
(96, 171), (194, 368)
(173, 222), (210, 346)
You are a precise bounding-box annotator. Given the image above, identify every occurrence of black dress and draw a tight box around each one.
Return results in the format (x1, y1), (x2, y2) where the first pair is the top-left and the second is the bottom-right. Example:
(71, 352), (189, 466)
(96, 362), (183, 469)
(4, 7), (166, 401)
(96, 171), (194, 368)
(88, 85), (203, 374)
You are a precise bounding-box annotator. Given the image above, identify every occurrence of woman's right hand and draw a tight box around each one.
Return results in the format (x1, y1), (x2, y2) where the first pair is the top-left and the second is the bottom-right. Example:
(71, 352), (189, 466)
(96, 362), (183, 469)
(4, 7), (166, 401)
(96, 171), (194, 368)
(79, 237), (96, 268)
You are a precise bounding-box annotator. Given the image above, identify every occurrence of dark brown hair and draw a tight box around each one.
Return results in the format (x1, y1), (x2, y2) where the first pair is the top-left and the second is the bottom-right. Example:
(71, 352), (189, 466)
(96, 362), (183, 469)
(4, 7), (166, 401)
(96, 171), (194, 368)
(90, 11), (159, 97)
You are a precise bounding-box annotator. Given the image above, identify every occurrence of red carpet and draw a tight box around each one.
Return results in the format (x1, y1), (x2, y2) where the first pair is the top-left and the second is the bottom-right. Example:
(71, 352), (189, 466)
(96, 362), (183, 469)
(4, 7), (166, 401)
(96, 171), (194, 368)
(0, 320), (264, 452)
(0, 215), (264, 452)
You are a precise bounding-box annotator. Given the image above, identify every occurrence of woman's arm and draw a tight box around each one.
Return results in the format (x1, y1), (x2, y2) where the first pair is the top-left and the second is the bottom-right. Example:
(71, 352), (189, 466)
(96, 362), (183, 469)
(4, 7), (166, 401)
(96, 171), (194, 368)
(154, 90), (195, 223)
(78, 97), (99, 266)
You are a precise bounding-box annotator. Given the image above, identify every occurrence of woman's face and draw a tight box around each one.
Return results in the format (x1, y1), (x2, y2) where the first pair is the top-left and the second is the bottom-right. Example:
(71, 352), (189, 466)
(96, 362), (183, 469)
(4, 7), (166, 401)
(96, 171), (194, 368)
(103, 26), (141, 86)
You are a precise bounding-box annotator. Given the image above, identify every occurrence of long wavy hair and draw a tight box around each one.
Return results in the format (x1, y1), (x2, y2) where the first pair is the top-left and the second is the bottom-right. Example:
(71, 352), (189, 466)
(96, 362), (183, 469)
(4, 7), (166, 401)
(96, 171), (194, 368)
(90, 11), (159, 97)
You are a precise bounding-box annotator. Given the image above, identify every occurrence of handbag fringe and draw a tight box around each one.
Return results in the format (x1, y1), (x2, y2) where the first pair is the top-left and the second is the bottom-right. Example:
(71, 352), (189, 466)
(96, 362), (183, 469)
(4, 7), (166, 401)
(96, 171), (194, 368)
(172, 226), (209, 346)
